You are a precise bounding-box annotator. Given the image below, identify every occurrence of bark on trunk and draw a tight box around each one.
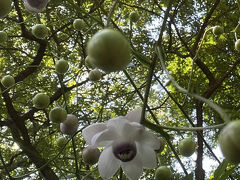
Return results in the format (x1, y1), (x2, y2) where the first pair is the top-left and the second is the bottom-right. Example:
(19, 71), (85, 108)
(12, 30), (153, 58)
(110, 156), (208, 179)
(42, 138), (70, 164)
(195, 102), (205, 180)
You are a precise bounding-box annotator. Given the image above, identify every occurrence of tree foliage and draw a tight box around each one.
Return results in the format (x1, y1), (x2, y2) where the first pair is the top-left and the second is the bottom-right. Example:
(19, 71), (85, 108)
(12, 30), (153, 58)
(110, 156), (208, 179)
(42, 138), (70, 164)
(0, 0), (240, 179)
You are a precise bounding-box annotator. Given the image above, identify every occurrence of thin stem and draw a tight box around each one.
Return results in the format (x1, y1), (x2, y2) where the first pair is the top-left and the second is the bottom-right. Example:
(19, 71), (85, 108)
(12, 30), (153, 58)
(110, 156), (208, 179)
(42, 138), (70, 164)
(57, 74), (69, 113)
(157, 0), (173, 45)
(140, 56), (157, 124)
(72, 137), (80, 179)
(119, 168), (123, 180)
(155, 75), (222, 164)
(183, 27), (214, 105)
(235, 24), (239, 41)
(123, 70), (188, 175)
(106, 0), (119, 27)
(193, 27), (213, 61)
(141, 0), (173, 124)
(123, 70), (159, 125)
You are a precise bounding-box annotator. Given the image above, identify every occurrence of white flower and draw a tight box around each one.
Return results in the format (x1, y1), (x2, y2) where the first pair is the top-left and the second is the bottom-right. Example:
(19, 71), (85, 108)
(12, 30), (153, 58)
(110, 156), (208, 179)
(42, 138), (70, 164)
(23, 0), (49, 13)
(82, 109), (160, 180)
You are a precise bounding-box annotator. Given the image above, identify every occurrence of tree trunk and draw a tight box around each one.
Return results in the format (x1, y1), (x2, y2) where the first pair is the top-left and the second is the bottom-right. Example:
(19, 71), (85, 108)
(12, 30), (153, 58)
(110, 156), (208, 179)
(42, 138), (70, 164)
(9, 121), (59, 180)
(195, 101), (205, 180)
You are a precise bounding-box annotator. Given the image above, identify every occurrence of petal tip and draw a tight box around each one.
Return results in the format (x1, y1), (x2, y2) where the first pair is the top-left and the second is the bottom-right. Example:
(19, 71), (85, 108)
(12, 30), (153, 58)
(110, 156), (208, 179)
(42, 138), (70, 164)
(126, 108), (142, 123)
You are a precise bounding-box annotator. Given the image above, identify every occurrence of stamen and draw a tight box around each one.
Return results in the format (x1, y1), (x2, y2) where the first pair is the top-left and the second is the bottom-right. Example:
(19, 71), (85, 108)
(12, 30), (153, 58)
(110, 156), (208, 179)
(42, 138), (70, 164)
(113, 142), (137, 162)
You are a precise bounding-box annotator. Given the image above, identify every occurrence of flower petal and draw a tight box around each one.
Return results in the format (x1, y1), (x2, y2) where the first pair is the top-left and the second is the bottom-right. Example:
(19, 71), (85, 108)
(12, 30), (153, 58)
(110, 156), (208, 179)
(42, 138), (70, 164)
(121, 122), (144, 141)
(126, 108), (142, 123)
(107, 116), (129, 134)
(98, 146), (120, 180)
(82, 123), (107, 145)
(91, 127), (118, 147)
(136, 143), (157, 169)
(137, 130), (160, 150)
(121, 155), (143, 180)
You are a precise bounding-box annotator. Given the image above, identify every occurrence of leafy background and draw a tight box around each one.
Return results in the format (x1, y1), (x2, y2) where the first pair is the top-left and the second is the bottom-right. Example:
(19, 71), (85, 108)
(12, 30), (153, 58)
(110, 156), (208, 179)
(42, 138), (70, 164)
(0, 0), (240, 179)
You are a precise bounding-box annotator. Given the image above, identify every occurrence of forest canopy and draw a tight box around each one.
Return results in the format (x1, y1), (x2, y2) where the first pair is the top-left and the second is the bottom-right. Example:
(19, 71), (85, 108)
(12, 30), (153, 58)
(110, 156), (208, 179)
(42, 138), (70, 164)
(0, 0), (240, 180)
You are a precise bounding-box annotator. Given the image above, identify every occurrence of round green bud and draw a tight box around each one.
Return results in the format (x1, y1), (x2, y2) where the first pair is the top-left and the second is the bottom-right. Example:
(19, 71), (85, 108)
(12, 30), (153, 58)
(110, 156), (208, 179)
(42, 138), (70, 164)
(212, 26), (224, 36)
(82, 146), (101, 165)
(178, 137), (196, 157)
(85, 56), (95, 69)
(49, 107), (67, 123)
(129, 11), (139, 22)
(88, 68), (101, 81)
(57, 136), (68, 148)
(32, 24), (48, 39)
(33, 93), (50, 109)
(219, 120), (240, 164)
(155, 166), (172, 180)
(0, 31), (8, 43)
(55, 59), (69, 74)
(1, 75), (15, 88)
(73, 19), (86, 31)
(87, 29), (131, 72)
(0, 0), (12, 18)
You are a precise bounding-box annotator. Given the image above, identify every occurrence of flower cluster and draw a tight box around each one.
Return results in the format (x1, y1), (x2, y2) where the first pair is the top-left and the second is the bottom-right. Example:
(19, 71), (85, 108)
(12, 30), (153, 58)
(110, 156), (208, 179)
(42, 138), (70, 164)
(82, 109), (160, 180)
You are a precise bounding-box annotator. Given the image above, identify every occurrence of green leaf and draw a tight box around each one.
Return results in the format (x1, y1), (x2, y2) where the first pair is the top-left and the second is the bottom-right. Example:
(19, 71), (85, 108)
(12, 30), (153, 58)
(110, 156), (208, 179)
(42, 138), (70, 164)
(218, 166), (237, 180)
(213, 160), (228, 179)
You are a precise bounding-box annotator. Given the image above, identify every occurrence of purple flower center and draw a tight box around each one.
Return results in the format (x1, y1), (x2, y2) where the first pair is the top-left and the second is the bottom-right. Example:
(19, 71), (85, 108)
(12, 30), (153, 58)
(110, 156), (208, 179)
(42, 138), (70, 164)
(113, 142), (137, 162)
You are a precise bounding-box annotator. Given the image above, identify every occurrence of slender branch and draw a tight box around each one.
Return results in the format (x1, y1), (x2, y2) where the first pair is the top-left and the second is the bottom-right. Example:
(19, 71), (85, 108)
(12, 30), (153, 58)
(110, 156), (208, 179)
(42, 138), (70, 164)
(106, 0), (119, 27)
(72, 137), (80, 179)
(123, 70), (188, 175)
(15, 41), (47, 83)
(192, 0), (221, 53)
(120, 1), (161, 16)
(21, 79), (88, 121)
(203, 58), (240, 98)
(140, 0), (173, 124)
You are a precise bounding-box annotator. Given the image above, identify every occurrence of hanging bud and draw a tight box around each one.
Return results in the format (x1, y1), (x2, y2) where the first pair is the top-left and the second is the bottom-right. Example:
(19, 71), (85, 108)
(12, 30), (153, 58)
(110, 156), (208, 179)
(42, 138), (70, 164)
(219, 120), (240, 164)
(60, 114), (78, 135)
(178, 137), (196, 157)
(23, 0), (49, 13)
(155, 166), (172, 180)
(56, 136), (68, 148)
(0, 0), (12, 18)
(82, 146), (100, 165)
(88, 68), (101, 81)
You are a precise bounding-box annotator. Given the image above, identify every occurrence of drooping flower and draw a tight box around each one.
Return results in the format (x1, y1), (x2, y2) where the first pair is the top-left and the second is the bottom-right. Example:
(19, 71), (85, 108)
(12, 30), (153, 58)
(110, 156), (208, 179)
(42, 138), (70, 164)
(23, 0), (49, 13)
(82, 109), (160, 180)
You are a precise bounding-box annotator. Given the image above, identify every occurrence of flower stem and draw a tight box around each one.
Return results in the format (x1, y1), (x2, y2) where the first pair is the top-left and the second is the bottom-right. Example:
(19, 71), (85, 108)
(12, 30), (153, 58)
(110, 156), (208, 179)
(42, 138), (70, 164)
(72, 137), (80, 179)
